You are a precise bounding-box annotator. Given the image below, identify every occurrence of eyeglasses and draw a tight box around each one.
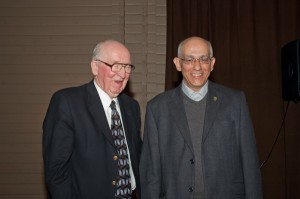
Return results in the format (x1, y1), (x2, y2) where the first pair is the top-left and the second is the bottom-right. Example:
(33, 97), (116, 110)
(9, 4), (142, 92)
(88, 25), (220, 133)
(178, 56), (212, 65)
(95, 59), (135, 74)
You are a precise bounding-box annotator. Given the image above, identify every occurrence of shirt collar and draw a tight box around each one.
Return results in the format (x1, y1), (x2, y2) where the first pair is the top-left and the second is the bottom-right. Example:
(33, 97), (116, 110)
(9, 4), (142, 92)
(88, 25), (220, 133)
(181, 80), (208, 101)
(93, 79), (118, 111)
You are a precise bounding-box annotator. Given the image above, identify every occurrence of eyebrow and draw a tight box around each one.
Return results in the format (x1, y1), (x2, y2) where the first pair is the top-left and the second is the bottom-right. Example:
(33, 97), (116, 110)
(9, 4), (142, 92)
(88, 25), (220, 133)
(182, 55), (209, 58)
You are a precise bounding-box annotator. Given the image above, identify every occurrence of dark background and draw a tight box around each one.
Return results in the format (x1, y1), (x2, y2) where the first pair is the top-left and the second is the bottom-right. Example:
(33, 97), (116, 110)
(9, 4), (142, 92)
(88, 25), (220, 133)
(165, 0), (300, 198)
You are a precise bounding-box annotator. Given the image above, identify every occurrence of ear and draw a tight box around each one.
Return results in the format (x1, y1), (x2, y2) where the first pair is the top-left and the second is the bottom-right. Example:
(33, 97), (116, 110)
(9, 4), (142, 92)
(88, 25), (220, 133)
(173, 57), (182, 72)
(91, 60), (98, 76)
(210, 57), (216, 71)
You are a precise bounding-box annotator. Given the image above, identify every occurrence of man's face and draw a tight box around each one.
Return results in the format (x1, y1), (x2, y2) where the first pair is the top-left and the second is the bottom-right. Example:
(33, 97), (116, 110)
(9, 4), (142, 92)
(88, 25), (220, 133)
(91, 42), (131, 98)
(174, 38), (215, 91)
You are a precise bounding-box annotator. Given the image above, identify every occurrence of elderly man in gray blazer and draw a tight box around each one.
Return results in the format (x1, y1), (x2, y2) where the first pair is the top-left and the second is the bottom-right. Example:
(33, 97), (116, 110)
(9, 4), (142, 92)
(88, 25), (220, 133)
(140, 36), (263, 199)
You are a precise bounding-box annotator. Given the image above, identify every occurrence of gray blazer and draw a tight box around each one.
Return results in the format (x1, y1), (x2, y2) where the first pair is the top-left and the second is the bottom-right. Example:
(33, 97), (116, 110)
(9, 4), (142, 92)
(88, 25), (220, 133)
(140, 81), (263, 199)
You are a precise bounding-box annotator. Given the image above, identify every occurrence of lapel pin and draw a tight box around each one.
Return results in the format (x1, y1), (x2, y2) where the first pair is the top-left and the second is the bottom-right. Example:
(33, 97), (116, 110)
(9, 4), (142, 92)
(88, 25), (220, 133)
(213, 96), (218, 101)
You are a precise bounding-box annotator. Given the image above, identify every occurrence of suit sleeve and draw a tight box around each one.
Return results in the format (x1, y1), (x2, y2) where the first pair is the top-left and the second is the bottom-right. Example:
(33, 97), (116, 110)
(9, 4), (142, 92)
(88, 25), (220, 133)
(140, 104), (162, 199)
(239, 93), (263, 198)
(42, 92), (75, 199)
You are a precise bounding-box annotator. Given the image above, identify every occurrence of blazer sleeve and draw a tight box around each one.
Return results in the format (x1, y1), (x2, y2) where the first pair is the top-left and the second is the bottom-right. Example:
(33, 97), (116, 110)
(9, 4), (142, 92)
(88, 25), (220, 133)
(140, 104), (162, 199)
(239, 93), (263, 198)
(42, 91), (75, 199)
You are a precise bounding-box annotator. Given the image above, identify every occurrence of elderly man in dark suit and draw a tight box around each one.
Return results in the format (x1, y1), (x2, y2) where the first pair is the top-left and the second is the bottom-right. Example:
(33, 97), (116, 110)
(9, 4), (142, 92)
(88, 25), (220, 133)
(140, 36), (263, 199)
(43, 40), (141, 199)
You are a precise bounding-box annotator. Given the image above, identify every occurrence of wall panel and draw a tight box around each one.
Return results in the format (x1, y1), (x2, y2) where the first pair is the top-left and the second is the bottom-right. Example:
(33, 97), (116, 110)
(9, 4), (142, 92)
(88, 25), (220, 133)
(0, 0), (166, 198)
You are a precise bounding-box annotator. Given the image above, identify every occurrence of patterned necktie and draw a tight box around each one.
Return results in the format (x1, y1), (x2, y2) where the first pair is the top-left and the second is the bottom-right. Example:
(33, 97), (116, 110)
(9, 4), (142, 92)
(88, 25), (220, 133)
(110, 100), (132, 198)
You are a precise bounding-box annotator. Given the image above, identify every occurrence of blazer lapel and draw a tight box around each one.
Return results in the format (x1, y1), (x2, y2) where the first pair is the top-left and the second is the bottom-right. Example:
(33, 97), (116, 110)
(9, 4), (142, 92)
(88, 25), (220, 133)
(86, 81), (115, 148)
(169, 86), (194, 154)
(203, 81), (222, 142)
(118, 95), (135, 151)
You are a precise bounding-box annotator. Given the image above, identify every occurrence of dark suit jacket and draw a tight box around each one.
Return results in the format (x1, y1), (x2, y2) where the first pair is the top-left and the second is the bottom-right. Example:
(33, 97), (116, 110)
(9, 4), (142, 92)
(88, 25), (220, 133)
(43, 80), (142, 199)
(140, 81), (263, 199)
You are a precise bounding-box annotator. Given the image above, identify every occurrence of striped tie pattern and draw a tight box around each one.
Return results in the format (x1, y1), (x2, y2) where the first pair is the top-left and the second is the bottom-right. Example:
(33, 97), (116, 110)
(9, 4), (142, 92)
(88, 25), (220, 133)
(110, 100), (132, 198)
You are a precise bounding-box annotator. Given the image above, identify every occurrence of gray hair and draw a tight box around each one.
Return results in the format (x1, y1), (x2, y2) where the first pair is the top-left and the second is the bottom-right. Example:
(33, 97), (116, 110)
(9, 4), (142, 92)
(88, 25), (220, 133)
(177, 37), (214, 58)
(92, 40), (129, 61)
(92, 42), (104, 60)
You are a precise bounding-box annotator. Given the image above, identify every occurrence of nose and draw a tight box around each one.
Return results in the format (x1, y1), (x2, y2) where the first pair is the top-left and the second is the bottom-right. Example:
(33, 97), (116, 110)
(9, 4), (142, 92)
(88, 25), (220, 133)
(116, 66), (126, 78)
(193, 60), (202, 70)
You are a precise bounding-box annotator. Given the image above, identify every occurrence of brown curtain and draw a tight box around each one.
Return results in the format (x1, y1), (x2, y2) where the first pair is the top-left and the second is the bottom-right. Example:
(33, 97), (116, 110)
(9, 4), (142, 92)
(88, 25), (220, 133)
(166, 0), (300, 199)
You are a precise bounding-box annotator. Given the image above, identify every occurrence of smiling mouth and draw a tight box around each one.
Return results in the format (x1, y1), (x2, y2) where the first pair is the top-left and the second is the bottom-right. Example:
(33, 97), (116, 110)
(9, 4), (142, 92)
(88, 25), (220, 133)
(192, 73), (203, 77)
(114, 79), (124, 83)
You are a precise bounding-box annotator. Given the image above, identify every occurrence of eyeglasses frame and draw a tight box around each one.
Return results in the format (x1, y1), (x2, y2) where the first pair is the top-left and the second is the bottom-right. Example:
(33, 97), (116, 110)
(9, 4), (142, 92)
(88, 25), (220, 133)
(94, 59), (135, 74)
(178, 56), (214, 65)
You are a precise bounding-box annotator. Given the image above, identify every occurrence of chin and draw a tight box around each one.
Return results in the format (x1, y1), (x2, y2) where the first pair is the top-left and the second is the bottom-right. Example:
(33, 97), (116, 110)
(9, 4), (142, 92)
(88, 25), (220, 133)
(112, 89), (123, 97)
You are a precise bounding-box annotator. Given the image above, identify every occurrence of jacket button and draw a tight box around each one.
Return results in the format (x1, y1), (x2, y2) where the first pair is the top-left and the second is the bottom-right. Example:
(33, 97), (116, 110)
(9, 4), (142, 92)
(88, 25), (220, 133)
(188, 187), (194, 192)
(190, 159), (195, 164)
(113, 155), (118, 161)
(112, 181), (116, 186)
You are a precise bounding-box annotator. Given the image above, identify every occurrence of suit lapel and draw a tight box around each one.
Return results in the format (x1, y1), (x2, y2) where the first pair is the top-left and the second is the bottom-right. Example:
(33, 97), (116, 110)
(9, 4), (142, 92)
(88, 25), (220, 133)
(118, 95), (135, 151)
(203, 81), (222, 142)
(86, 81), (116, 148)
(169, 86), (194, 154)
